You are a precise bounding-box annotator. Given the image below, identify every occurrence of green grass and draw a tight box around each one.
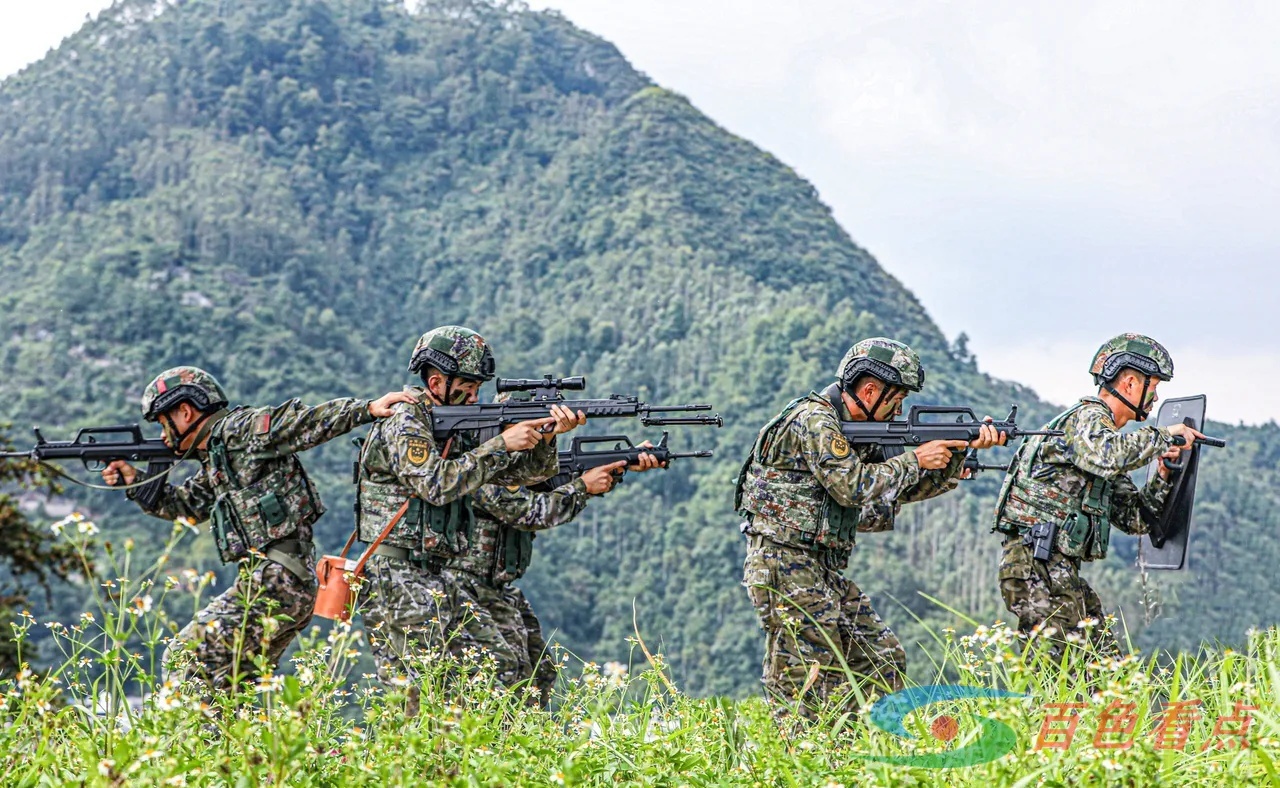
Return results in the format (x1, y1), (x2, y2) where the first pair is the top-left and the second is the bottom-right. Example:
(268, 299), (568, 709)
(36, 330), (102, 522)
(4, 518), (1278, 786)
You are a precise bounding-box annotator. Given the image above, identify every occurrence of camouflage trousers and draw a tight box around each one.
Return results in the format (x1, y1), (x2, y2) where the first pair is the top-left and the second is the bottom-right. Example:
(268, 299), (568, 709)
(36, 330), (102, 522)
(742, 535), (905, 721)
(998, 536), (1119, 658)
(359, 554), (462, 687)
(445, 570), (558, 706)
(164, 553), (316, 691)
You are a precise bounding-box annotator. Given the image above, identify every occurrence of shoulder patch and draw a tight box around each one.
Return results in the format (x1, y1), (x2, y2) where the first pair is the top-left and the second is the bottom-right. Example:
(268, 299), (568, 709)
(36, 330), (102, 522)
(830, 435), (851, 459)
(406, 437), (430, 465)
(255, 413), (271, 435)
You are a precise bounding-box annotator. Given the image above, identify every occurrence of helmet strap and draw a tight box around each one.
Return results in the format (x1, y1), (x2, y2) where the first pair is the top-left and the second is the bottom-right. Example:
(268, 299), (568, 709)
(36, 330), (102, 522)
(1104, 374), (1151, 421)
(160, 408), (216, 450)
(849, 380), (896, 422)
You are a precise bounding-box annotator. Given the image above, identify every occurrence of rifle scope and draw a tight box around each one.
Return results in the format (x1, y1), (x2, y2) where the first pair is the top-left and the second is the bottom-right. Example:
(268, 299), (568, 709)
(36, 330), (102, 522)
(496, 375), (586, 393)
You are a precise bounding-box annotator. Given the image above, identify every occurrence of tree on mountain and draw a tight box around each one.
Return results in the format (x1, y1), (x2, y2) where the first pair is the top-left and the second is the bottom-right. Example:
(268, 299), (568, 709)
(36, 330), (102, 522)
(0, 431), (80, 675)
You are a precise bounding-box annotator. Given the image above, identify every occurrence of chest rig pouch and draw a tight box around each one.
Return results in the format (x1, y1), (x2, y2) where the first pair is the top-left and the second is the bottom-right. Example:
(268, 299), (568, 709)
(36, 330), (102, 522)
(206, 419), (322, 565)
(735, 393), (862, 552)
(994, 401), (1116, 561)
(354, 420), (475, 565)
(493, 527), (535, 585)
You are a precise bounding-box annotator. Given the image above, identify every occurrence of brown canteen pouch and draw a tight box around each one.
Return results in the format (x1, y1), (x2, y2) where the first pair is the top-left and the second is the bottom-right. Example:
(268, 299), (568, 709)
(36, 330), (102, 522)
(315, 500), (410, 622)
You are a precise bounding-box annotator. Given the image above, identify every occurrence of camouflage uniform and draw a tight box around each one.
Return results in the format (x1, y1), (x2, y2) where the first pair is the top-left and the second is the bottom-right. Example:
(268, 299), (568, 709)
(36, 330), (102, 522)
(128, 368), (376, 689)
(737, 361), (966, 720)
(354, 388), (559, 688)
(443, 478), (591, 704)
(994, 334), (1177, 657)
(993, 398), (1173, 655)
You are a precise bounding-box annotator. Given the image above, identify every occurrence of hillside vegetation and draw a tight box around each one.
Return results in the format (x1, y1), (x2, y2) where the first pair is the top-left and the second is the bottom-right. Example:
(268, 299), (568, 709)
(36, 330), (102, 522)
(0, 0), (1277, 697)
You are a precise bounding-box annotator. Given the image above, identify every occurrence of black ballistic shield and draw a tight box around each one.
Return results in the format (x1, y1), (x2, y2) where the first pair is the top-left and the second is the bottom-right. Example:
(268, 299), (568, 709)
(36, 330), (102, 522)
(1137, 395), (1207, 571)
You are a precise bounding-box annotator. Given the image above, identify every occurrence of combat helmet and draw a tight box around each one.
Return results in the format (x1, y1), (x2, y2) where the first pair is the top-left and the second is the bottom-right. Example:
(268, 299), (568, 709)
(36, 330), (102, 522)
(408, 326), (496, 382)
(836, 338), (924, 420)
(837, 338), (925, 392)
(140, 366), (229, 422)
(1089, 334), (1174, 385)
(1089, 333), (1173, 420)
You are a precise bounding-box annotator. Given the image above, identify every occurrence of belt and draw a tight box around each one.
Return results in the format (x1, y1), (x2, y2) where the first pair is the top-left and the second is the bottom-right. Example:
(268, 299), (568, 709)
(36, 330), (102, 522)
(370, 544), (409, 561)
(265, 539), (311, 583)
(367, 544), (444, 572)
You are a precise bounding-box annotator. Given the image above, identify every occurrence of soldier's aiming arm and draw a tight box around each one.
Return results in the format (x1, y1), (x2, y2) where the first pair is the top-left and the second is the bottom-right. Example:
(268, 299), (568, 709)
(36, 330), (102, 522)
(529, 431), (714, 492)
(426, 375), (723, 439)
(242, 397), (376, 457)
(0, 425), (181, 509)
(840, 404), (1063, 447)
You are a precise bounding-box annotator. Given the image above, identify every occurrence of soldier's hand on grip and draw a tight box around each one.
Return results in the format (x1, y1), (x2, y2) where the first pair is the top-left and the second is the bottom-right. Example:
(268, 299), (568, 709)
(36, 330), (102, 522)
(544, 403), (587, 439)
(582, 460), (628, 494)
(1167, 422), (1206, 447)
(913, 439), (969, 470)
(369, 390), (417, 418)
(968, 420), (1007, 450)
(502, 420), (553, 452)
(629, 440), (662, 471)
(102, 460), (139, 487)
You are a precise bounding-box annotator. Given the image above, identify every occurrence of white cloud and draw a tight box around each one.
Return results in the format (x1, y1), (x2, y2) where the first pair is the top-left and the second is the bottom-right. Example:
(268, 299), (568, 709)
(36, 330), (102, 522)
(0, 0), (113, 79)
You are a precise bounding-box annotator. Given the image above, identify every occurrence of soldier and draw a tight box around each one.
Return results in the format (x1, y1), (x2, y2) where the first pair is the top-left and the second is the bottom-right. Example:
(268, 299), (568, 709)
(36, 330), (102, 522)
(445, 443), (661, 707)
(101, 366), (413, 690)
(353, 326), (584, 709)
(736, 337), (1004, 722)
(993, 334), (1203, 657)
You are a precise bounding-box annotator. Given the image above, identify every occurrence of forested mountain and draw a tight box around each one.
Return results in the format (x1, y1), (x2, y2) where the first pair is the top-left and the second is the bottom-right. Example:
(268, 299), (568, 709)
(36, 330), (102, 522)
(2, 0), (1277, 695)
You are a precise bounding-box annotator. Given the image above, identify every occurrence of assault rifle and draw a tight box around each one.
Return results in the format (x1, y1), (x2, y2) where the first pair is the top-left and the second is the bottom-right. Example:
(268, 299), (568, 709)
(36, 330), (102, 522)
(0, 425), (182, 508)
(841, 405), (1063, 447)
(428, 375), (723, 439)
(530, 431), (714, 492)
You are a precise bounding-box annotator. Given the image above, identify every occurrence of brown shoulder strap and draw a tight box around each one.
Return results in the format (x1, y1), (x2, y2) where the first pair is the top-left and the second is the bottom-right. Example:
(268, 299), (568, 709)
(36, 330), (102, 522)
(352, 500), (411, 577)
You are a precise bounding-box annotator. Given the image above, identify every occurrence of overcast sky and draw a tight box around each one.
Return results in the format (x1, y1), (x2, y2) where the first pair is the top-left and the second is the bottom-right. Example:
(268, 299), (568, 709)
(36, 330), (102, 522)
(3, 1), (1277, 424)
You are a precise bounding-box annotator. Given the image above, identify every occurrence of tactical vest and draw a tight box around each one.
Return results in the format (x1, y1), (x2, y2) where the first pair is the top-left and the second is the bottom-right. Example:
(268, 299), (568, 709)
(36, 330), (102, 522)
(734, 393), (862, 555)
(205, 409), (323, 567)
(353, 404), (475, 566)
(449, 509), (533, 586)
(993, 400), (1116, 561)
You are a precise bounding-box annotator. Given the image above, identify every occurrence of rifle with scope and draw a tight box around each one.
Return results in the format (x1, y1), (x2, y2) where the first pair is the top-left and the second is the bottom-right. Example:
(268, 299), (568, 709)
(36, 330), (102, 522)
(428, 375), (722, 439)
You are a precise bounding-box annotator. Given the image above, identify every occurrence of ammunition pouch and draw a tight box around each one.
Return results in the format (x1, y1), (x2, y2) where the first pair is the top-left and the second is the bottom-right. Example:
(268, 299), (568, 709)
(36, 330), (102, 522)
(497, 528), (535, 583)
(817, 497), (862, 548)
(418, 496), (475, 557)
(207, 437), (320, 568)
